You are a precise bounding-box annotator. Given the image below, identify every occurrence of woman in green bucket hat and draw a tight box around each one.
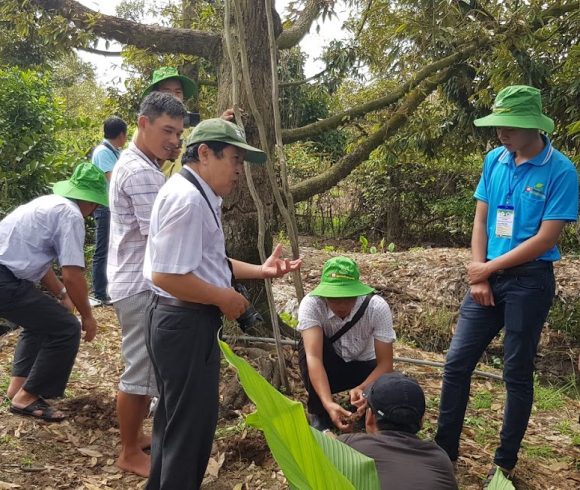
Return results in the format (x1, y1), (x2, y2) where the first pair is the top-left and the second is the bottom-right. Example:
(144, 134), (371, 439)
(1, 162), (108, 422)
(297, 256), (396, 432)
(435, 85), (578, 486)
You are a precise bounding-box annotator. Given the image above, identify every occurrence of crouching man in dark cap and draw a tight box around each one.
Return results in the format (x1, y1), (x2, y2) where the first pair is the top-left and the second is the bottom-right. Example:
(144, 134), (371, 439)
(339, 373), (457, 490)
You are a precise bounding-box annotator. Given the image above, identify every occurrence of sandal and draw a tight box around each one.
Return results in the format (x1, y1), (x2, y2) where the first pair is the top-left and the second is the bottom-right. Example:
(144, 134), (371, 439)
(483, 465), (515, 489)
(9, 397), (66, 422)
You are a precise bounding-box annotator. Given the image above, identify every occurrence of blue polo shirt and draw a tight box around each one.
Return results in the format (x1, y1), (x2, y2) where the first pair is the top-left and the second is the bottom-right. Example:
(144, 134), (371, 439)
(92, 140), (120, 174)
(474, 138), (578, 261)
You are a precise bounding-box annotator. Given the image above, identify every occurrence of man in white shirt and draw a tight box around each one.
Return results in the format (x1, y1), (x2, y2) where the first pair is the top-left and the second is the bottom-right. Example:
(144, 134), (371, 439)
(298, 256), (396, 432)
(107, 91), (186, 477)
(143, 118), (302, 489)
(1, 162), (108, 422)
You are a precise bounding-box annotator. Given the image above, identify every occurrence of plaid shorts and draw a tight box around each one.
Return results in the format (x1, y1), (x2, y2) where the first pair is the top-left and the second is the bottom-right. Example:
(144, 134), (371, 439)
(114, 290), (158, 396)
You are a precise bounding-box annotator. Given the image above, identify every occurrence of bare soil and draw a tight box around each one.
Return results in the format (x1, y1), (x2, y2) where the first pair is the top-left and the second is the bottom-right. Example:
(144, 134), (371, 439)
(1, 246), (579, 489)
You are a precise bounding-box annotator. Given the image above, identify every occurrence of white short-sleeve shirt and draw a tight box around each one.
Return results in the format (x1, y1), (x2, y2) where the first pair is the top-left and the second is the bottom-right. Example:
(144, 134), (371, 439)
(144, 167), (232, 297)
(298, 294), (396, 362)
(0, 195), (85, 282)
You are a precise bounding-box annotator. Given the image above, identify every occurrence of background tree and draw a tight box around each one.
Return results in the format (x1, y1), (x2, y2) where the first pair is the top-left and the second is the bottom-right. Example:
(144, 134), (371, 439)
(2, 0), (578, 322)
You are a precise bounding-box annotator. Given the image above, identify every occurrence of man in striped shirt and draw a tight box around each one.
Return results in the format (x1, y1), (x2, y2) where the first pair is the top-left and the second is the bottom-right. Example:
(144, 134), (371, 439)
(108, 91), (186, 477)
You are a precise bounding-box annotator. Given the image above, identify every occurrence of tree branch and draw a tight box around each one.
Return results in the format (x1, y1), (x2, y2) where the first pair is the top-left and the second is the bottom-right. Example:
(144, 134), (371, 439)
(34, 0), (221, 59)
(280, 68), (327, 88)
(289, 69), (453, 202)
(277, 0), (327, 49)
(282, 42), (480, 143)
(79, 47), (122, 57)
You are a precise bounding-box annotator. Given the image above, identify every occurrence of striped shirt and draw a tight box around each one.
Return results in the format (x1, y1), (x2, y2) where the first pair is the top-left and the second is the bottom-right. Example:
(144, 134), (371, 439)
(298, 294), (396, 362)
(107, 142), (165, 302)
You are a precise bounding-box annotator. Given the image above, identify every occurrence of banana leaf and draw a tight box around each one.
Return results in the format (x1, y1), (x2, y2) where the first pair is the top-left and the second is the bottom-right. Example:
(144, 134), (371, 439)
(486, 468), (515, 490)
(219, 339), (380, 490)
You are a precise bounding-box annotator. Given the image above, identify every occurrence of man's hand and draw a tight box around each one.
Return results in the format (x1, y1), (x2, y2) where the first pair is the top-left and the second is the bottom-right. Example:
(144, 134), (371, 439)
(221, 108), (236, 122)
(349, 387), (368, 417)
(325, 402), (353, 431)
(60, 295), (75, 313)
(260, 244), (302, 279)
(81, 316), (98, 342)
(217, 287), (249, 320)
(470, 281), (495, 306)
(467, 261), (492, 284)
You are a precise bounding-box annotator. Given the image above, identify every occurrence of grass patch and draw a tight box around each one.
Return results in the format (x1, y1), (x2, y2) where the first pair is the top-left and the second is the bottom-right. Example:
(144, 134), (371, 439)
(546, 297), (580, 342)
(472, 390), (493, 410)
(215, 418), (248, 439)
(404, 307), (456, 352)
(425, 395), (440, 410)
(534, 378), (567, 411)
(522, 444), (557, 459)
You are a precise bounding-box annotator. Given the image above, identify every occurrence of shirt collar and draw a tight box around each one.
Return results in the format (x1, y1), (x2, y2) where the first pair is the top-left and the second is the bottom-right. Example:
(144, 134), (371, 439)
(498, 135), (553, 167)
(182, 166), (223, 210)
(127, 142), (161, 170)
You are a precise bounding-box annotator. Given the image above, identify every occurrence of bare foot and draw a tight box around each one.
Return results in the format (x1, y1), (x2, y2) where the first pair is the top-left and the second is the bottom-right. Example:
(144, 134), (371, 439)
(116, 449), (151, 478)
(138, 433), (152, 450)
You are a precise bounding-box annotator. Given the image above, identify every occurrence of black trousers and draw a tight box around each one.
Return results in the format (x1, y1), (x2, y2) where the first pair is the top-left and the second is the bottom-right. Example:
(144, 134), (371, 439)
(0, 264), (81, 398)
(145, 296), (222, 490)
(298, 337), (376, 415)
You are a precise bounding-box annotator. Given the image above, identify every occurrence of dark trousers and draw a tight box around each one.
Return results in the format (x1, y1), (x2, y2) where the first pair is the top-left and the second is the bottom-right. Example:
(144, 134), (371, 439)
(92, 206), (110, 300)
(435, 261), (555, 470)
(145, 297), (222, 490)
(298, 337), (376, 415)
(0, 264), (81, 398)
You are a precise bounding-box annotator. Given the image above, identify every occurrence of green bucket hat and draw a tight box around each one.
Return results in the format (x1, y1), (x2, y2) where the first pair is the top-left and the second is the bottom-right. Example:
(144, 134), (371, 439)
(310, 256), (375, 298)
(185, 118), (266, 164)
(142, 66), (198, 100)
(53, 162), (108, 207)
(474, 85), (554, 133)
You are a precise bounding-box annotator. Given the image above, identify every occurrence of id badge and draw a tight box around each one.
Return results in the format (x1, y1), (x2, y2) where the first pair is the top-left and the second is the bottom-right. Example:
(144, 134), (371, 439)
(496, 205), (514, 238)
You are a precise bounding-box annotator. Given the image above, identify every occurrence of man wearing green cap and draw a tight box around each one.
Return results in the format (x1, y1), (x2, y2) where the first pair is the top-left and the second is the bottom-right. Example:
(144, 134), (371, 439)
(142, 66), (235, 177)
(298, 256), (396, 432)
(143, 118), (301, 489)
(435, 85), (578, 483)
(0, 162), (108, 422)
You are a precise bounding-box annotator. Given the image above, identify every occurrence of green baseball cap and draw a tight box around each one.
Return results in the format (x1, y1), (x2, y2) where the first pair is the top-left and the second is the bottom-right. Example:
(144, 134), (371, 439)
(310, 256), (375, 298)
(185, 118), (266, 164)
(142, 66), (197, 100)
(53, 161), (108, 207)
(474, 85), (554, 133)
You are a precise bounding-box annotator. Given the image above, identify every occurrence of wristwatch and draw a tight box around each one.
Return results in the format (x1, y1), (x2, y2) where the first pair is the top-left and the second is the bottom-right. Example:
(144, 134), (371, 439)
(56, 287), (67, 300)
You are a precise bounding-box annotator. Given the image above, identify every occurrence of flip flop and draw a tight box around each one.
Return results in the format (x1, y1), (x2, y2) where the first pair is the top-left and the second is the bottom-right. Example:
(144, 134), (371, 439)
(9, 397), (66, 422)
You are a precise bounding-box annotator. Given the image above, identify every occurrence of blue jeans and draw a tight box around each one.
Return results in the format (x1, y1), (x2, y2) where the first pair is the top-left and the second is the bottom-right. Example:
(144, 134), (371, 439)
(435, 261), (555, 470)
(92, 206), (110, 300)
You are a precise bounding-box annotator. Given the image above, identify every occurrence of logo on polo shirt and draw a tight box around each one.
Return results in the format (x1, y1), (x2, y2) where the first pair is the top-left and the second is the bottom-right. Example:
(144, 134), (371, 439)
(525, 182), (546, 199)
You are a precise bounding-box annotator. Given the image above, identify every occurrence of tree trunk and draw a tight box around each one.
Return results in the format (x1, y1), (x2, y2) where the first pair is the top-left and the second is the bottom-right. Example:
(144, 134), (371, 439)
(217, 0), (277, 334)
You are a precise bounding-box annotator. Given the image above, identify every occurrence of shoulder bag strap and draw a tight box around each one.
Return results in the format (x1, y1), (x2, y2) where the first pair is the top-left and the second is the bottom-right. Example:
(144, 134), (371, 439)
(328, 293), (373, 344)
(178, 167), (235, 284)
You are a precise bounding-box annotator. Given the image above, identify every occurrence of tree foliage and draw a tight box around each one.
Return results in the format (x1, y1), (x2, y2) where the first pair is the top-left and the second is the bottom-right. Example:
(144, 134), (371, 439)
(0, 68), (70, 217)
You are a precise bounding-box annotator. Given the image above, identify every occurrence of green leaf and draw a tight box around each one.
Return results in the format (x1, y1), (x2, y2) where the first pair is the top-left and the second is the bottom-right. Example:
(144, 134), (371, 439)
(219, 340), (380, 490)
(486, 468), (515, 490)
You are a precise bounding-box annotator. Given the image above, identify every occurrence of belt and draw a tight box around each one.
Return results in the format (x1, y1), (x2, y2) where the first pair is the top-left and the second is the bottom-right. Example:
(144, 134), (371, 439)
(495, 260), (552, 276)
(154, 295), (218, 312)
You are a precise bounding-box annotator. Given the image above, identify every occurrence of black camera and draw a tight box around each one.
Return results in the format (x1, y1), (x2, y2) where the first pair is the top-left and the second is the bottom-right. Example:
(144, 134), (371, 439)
(183, 111), (201, 128)
(234, 283), (264, 332)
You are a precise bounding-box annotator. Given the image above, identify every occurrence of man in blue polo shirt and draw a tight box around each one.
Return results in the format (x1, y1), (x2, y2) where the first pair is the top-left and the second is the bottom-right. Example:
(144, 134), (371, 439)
(91, 116), (127, 304)
(435, 85), (578, 486)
